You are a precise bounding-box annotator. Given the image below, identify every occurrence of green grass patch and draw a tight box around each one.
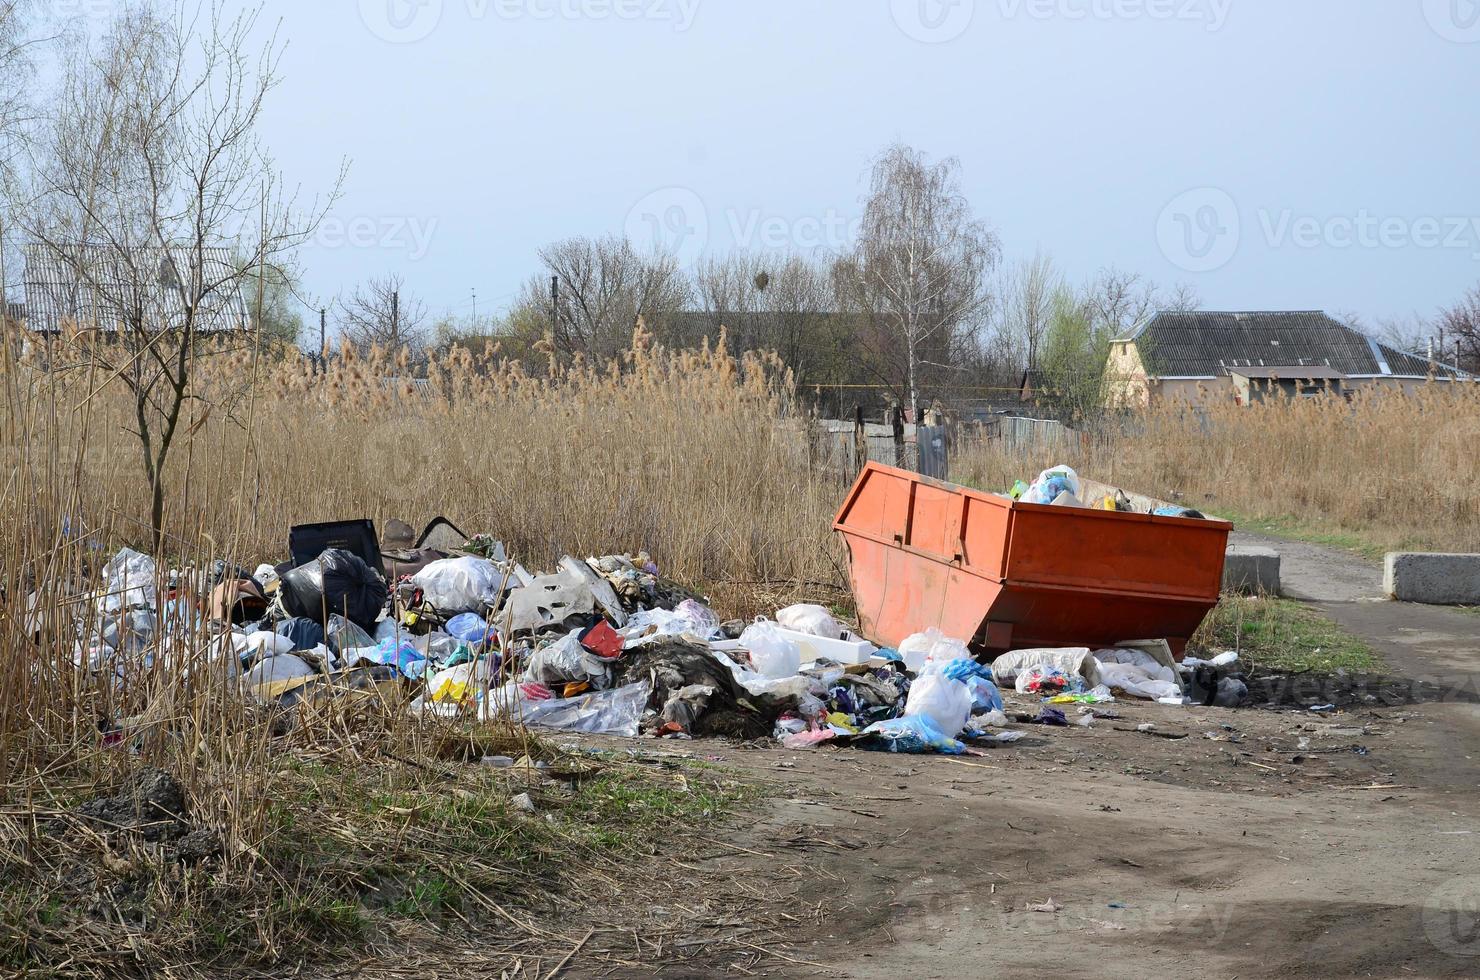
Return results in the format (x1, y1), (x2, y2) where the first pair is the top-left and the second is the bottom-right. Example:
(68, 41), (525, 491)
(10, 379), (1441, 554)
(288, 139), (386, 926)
(1208, 508), (1391, 560)
(1195, 594), (1383, 673)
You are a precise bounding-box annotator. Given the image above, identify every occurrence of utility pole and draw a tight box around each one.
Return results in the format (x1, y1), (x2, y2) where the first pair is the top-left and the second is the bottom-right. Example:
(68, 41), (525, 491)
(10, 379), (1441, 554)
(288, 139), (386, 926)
(319, 307), (327, 371)
(471, 287), (478, 324)
(550, 275), (559, 335)
(391, 288), (400, 353)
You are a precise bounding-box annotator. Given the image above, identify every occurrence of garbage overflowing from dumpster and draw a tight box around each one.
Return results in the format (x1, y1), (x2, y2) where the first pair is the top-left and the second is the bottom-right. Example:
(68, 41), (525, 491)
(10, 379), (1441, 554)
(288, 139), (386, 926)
(40, 501), (1249, 758)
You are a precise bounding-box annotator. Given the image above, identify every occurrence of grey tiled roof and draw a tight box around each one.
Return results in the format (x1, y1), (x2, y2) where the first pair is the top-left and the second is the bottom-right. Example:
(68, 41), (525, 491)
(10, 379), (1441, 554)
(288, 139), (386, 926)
(22, 243), (249, 334)
(1123, 311), (1466, 379)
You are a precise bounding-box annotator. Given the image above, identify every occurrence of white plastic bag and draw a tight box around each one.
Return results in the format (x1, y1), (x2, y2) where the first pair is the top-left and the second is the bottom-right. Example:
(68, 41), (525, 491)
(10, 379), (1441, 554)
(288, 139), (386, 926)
(1021, 465), (1083, 506)
(245, 653), (317, 690)
(991, 647), (1102, 689)
(522, 630), (612, 688)
(739, 620), (802, 679)
(98, 548), (157, 615)
(904, 673), (973, 737)
(411, 556), (505, 613)
(897, 628), (971, 674)
(236, 630), (295, 660)
(775, 604), (842, 640)
(1095, 657), (1182, 701)
(711, 650), (818, 699)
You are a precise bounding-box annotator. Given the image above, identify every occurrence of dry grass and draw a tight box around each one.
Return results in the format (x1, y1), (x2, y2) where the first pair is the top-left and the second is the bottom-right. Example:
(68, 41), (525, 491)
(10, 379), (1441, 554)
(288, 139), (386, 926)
(5, 318), (1475, 974)
(0, 324), (845, 975)
(955, 384), (1480, 555)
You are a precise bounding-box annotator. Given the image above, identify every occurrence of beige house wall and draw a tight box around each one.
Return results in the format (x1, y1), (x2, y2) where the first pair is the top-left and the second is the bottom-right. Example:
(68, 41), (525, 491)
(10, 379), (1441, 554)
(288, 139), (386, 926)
(1102, 340), (1470, 408)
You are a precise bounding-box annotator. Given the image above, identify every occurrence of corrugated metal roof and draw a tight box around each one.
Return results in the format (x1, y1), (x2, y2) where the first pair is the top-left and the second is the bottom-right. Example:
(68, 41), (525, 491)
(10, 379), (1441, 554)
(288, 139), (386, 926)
(22, 243), (249, 333)
(1128, 311), (1467, 380)
(1228, 365), (1347, 380)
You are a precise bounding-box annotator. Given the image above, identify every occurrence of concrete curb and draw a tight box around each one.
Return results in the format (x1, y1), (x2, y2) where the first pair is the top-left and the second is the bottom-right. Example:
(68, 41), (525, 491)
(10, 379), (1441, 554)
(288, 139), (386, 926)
(1384, 553), (1480, 605)
(1224, 546), (1281, 596)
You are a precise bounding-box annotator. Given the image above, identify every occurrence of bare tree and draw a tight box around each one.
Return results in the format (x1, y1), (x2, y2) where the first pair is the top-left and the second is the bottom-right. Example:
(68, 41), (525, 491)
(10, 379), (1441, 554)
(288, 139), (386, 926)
(1438, 284), (1480, 373)
(693, 253), (835, 385)
(508, 235), (689, 361)
(0, 0), (39, 319)
(843, 144), (999, 417)
(336, 273), (427, 354)
(20, 3), (339, 548)
(994, 251), (1059, 374)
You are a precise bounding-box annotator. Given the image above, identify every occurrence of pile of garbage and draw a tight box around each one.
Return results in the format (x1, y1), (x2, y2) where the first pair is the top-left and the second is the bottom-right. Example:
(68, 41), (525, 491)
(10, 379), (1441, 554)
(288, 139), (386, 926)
(1010, 464), (1208, 519)
(46, 516), (1248, 755)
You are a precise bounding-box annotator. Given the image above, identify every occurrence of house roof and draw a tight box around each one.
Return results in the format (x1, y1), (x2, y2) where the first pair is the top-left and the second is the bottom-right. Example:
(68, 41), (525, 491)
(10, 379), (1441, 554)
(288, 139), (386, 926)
(1227, 365), (1347, 381)
(22, 243), (250, 334)
(1120, 310), (1467, 380)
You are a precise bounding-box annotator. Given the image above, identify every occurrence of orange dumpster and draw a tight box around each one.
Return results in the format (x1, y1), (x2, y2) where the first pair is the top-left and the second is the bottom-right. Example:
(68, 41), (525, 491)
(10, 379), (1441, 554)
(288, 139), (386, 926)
(833, 463), (1230, 660)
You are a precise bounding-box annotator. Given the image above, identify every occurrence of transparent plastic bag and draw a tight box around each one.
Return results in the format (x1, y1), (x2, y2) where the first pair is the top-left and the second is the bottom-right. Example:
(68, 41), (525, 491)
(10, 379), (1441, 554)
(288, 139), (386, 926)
(1021, 465), (1082, 505)
(859, 715), (966, 754)
(326, 614), (375, 654)
(411, 556), (505, 614)
(518, 680), (651, 737)
(738, 620), (802, 679)
(522, 631), (612, 689)
(98, 548), (157, 615)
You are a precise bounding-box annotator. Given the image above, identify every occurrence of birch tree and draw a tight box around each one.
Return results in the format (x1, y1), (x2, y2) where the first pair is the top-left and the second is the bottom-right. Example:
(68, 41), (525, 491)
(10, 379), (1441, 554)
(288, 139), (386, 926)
(846, 144), (999, 417)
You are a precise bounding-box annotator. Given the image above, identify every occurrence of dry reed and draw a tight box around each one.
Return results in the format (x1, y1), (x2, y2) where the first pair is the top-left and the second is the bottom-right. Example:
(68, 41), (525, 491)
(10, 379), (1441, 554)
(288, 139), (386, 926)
(955, 384), (1480, 554)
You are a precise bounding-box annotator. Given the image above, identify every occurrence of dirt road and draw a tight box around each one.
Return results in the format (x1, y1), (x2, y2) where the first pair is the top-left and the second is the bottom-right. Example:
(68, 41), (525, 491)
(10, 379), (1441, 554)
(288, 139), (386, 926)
(645, 533), (1480, 979)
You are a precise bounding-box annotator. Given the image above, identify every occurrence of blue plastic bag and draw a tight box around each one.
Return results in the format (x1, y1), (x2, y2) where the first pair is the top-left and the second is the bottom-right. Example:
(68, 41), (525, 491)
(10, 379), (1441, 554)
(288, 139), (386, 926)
(353, 638), (427, 679)
(963, 675), (1004, 713)
(447, 612), (495, 645)
(859, 715), (966, 755)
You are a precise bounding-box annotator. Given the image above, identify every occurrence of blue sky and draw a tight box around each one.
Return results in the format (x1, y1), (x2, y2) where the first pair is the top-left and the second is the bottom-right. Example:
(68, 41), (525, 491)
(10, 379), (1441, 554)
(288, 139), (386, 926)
(236, 0), (1480, 329)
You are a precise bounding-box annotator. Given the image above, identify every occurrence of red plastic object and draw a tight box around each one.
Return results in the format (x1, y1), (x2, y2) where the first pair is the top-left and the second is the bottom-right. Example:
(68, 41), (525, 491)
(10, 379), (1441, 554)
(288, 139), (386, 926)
(579, 619), (625, 660)
(833, 463), (1230, 660)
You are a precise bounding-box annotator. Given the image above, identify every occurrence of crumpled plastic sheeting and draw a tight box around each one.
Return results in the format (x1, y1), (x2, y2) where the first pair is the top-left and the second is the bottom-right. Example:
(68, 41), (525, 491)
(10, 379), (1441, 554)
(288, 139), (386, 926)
(522, 631), (612, 689)
(98, 548), (157, 616)
(859, 714), (966, 754)
(709, 650), (815, 699)
(342, 639), (427, 679)
(516, 681), (651, 737)
(1095, 654), (1182, 701)
(411, 556), (506, 615)
(620, 602), (721, 648)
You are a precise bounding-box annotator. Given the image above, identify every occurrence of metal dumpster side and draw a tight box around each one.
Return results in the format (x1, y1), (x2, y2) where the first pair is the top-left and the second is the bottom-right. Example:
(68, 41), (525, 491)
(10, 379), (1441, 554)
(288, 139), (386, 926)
(833, 463), (1231, 658)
